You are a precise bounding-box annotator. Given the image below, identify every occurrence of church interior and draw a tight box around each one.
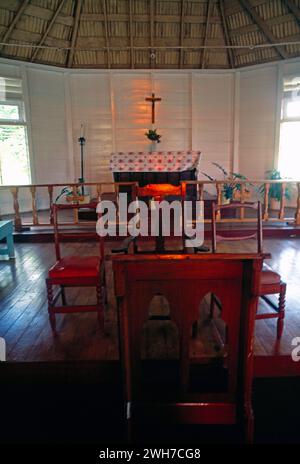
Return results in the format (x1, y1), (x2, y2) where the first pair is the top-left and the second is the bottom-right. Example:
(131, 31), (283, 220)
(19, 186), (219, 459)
(0, 0), (300, 449)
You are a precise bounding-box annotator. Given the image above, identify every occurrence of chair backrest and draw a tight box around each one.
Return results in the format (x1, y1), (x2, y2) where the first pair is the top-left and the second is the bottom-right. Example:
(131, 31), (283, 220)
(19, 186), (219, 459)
(211, 201), (263, 254)
(52, 202), (104, 261)
(112, 253), (263, 436)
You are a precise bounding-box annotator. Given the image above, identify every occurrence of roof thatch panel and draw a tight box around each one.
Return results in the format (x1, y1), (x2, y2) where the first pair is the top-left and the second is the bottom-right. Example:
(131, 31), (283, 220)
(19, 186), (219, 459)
(0, 0), (299, 69)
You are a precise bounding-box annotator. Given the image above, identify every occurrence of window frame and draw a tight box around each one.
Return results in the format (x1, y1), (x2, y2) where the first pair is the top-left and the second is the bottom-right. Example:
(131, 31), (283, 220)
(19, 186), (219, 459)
(278, 75), (300, 179)
(0, 89), (31, 185)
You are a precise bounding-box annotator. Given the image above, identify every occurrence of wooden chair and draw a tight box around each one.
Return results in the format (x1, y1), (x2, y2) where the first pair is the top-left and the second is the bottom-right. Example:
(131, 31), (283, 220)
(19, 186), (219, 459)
(112, 253), (263, 443)
(46, 203), (105, 332)
(211, 201), (286, 339)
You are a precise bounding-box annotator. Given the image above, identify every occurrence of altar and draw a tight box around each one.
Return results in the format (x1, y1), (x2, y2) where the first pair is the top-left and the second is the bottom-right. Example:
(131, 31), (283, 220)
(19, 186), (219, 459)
(110, 150), (201, 187)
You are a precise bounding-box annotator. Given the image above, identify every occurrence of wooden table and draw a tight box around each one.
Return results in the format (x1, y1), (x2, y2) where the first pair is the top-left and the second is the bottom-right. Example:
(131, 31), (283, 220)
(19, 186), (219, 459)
(0, 220), (15, 258)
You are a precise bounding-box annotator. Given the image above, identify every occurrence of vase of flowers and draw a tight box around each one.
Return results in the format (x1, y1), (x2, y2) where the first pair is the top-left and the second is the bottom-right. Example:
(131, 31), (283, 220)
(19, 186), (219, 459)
(145, 129), (161, 143)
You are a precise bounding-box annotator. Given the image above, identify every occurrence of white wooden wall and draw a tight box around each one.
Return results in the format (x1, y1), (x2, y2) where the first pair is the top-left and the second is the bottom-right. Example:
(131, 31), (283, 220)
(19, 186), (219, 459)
(238, 66), (278, 179)
(1, 57), (300, 213)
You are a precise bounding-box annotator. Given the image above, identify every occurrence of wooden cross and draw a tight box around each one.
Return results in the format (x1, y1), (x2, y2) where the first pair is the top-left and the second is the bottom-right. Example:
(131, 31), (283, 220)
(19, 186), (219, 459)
(145, 93), (162, 124)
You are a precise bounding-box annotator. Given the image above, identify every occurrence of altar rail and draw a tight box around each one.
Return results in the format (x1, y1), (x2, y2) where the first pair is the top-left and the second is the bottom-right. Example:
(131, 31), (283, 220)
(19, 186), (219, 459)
(0, 180), (299, 232)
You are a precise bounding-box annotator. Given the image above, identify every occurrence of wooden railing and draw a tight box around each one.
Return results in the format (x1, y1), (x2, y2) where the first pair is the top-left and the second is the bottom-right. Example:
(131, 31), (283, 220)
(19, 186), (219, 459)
(0, 180), (299, 232)
(184, 180), (300, 224)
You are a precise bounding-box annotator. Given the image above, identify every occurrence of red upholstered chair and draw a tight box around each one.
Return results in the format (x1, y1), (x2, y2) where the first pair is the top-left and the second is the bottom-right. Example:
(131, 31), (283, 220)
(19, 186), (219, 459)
(211, 201), (286, 339)
(46, 203), (105, 332)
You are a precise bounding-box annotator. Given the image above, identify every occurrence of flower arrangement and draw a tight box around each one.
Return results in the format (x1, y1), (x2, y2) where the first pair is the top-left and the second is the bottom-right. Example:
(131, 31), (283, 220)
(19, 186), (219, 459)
(145, 128), (162, 143)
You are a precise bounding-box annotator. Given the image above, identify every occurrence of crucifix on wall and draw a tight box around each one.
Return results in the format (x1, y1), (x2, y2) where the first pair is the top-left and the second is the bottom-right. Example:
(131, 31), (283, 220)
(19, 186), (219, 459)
(145, 92), (162, 124)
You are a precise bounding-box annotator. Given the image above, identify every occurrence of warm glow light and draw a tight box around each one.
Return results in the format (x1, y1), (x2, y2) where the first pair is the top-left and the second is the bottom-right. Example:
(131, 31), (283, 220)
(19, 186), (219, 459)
(138, 183), (183, 200)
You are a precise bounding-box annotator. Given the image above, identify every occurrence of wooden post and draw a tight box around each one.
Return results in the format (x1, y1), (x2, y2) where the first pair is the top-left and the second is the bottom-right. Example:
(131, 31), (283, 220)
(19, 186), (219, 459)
(30, 186), (39, 225)
(10, 187), (22, 232)
(48, 185), (54, 224)
(295, 182), (300, 225)
(279, 182), (286, 220)
(263, 182), (270, 221)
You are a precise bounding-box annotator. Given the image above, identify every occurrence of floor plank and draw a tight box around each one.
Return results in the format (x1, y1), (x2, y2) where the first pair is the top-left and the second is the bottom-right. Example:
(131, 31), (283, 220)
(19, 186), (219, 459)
(0, 238), (299, 376)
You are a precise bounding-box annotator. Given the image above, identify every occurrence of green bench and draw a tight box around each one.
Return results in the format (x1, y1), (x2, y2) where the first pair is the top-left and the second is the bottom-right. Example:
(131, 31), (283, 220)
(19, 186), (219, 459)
(0, 220), (15, 259)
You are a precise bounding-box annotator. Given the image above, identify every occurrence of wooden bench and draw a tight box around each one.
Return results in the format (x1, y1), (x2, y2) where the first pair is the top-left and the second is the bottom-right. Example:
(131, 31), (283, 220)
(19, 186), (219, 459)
(0, 220), (15, 259)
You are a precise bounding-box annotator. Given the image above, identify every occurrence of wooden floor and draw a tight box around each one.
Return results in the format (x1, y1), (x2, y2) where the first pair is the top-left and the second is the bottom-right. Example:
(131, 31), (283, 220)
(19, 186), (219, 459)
(0, 238), (299, 377)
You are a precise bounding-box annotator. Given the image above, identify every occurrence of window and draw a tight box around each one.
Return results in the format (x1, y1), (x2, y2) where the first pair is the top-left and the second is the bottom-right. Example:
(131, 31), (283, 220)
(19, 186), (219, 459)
(278, 76), (300, 179)
(0, 77), (31, 185)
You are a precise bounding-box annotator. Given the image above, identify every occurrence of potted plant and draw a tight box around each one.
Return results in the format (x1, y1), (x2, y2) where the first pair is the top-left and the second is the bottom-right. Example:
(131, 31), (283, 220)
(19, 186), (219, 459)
(202, 162), (252, 204)
(260, 169), (292, 210)
(145, 128), (161, 143)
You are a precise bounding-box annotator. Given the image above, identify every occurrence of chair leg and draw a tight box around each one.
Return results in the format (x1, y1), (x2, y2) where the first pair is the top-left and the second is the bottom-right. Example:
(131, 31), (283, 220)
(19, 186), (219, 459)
(46, 280), (56, 332)
(277, 282), (286, 340)
(96, 281), (104, 330)
(245, 408), (254, 444)
(61, 285), (67, 305)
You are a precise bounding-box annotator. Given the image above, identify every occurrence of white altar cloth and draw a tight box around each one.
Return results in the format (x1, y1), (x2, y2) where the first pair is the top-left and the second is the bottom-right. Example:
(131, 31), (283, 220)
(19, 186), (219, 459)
(110, 151), (201, 172)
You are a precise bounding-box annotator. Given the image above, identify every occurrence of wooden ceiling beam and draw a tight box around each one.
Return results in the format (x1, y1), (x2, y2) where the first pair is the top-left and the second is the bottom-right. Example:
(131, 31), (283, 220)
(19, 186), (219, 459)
(67, 0), (83, 68)
(238, 0), (289, 59)
(129, 0), (134, 68)
(282, 0), (300, 27)
(179, 0), (185, 68)
(102, 0), (111, 68)
(201, 0), (212, 68)
(219, 0), (235, 68)
(0, 0), (30, 51)
(30, 0), (66, 62)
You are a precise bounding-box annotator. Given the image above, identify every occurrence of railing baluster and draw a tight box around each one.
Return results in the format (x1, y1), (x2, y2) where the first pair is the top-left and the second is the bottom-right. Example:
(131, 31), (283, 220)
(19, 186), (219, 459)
(240, 183), (245, 219)
(279, 182), (286, 220)
(10, 187), (22, 232)
(96, 184), (102, 201)
(48, 185), (54, 224)
(198, 183), (204, 201)
(30, 186), (39, 225)
(71, 186), (79, 224)
(263, 182), (270, 221)
(216, 183), (222, 220)
(295, 182), (300, 225)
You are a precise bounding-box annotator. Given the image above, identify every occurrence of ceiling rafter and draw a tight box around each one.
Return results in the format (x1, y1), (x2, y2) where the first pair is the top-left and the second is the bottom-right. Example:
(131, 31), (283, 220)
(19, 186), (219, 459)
(179, 0), (185, 68)
(67, 0), (83, 68)
(102, 0), (111, 69)
(129, 0), (134, 68)
(30, 0), (66, 62)
(202, 0), (212, 68)
(282, 0), (300, 28)
(219, 0), (235, 68)
(238, 0), (289, 59)
(0, 0), (31, 52)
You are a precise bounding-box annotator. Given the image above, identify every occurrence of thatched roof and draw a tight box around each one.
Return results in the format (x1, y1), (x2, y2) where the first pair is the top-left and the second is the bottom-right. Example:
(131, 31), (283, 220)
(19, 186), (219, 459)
(0, 0), (299, 69)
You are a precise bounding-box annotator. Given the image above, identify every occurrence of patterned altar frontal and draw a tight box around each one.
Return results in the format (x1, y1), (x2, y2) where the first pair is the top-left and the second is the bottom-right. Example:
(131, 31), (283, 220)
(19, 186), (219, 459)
(110, 151), (201, 172)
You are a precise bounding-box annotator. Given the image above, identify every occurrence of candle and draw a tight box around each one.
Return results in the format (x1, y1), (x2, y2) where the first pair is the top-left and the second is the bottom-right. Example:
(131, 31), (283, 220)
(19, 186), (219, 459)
(80, 123), (85, 138)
